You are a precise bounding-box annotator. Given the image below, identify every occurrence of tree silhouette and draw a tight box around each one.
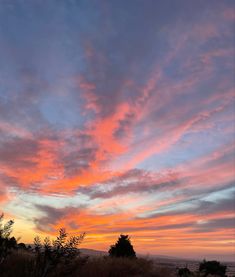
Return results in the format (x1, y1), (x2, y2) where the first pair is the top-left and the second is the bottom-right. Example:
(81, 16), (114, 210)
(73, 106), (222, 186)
(0, 213), (15, 265)
(109, 234), (136, 258)
(199, 260), (227, 277)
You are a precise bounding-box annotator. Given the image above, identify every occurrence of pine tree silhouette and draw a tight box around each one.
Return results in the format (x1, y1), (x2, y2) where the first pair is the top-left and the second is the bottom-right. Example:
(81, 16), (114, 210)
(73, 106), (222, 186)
(109, 234), (136, 258)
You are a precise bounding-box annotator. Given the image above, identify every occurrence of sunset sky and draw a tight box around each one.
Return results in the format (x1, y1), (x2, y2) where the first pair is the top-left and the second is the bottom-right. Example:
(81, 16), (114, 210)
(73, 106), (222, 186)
(0, 0), (235, 261)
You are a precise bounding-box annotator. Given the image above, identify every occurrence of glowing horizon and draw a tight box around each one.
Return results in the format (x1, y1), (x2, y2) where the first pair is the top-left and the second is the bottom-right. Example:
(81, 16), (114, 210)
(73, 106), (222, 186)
(0, 0), (234, 262)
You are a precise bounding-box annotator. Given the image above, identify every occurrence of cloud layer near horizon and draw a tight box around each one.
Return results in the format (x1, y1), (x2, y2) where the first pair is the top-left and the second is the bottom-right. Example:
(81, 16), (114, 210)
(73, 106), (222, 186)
(0, 0), (234, 260)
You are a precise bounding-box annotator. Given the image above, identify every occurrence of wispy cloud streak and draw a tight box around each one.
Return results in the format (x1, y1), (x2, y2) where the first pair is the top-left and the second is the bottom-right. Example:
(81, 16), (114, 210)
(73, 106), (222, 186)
(0, 0), (234, 260)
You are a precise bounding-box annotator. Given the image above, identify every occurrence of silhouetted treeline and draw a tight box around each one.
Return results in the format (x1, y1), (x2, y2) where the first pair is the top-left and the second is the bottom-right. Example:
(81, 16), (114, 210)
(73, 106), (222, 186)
(0, 214), (229, 277)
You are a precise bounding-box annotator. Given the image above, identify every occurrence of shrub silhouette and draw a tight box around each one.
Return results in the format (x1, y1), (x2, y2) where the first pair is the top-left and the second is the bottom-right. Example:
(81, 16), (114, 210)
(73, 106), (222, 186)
(33, 228), (85, 277)
(109, 234), (136, 258)
(199, 260), (227, 276)
(17, 242), (26, 250)
(178, 267), (192, 277)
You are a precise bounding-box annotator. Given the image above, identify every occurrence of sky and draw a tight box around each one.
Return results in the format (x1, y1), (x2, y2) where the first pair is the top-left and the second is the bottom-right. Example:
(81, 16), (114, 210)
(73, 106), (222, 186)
(0, 0), (235, 261)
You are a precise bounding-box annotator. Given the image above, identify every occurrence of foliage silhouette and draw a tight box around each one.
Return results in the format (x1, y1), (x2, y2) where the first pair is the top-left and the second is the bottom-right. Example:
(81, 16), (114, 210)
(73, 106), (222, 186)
(17, 242), (26, 250)
(33, 228), (85, 277)
(109, 234), (136, 258)
(178, 267), (192, 277)
(0, 213), (15, 265)
(199, 260), (227, 276)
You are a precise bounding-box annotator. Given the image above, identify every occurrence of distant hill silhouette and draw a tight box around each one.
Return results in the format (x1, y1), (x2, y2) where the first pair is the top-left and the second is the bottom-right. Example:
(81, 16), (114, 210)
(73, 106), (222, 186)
(79, 248), (107, 256)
